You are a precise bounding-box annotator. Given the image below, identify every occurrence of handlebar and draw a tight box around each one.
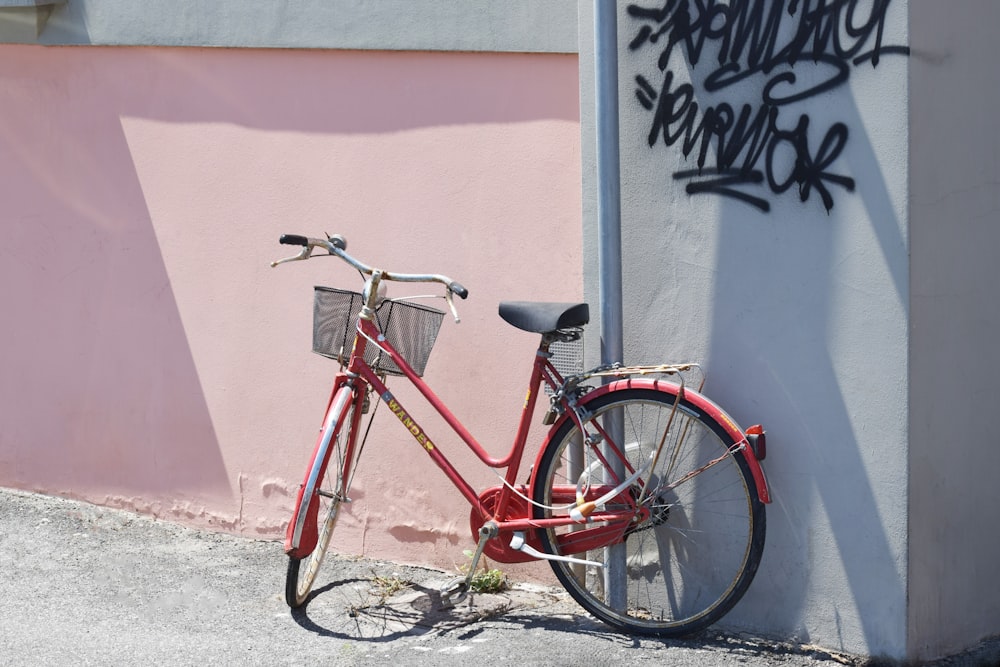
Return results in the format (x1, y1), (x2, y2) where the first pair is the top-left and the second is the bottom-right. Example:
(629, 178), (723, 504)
(272, 233), (469, 319)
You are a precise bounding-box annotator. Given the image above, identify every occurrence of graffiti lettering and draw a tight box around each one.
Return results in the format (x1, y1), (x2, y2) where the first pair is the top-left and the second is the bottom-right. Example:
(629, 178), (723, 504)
(628, 0), (909, 212)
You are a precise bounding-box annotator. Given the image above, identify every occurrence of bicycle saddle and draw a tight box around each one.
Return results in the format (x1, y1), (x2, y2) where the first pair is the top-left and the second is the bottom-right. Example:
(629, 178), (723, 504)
(498, 302), (590, 334)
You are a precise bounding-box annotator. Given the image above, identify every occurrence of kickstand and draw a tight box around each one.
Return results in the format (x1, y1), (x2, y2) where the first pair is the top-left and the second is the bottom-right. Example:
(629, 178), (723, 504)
(439, 521), (498, 608)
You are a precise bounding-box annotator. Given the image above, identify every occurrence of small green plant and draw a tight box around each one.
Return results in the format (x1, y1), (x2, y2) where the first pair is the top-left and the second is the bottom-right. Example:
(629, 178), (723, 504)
(459, 551), (509, 594)
(470, 567), (508, 594)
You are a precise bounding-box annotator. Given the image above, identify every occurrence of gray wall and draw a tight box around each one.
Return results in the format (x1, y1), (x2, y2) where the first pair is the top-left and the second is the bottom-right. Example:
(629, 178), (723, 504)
(579, 0), (912, 659)
(908, 0), (1000, 660)
(1, 0), (578, 52)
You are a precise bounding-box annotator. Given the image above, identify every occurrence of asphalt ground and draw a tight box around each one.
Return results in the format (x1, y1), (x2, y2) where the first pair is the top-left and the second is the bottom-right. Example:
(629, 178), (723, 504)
(0, 488), (995, 666)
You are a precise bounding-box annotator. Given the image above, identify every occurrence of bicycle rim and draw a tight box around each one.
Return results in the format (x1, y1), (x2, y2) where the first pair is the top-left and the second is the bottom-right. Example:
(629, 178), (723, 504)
(533, 388), (765, 637)
(285, 394), (363, 607)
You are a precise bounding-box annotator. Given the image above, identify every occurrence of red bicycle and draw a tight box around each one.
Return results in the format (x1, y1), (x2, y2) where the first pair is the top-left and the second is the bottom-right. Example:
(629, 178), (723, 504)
(272, 233), (770, 637)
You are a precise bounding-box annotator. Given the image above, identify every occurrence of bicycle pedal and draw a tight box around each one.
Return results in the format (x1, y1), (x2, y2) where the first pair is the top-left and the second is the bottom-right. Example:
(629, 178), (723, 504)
(439, 578), (469, 608)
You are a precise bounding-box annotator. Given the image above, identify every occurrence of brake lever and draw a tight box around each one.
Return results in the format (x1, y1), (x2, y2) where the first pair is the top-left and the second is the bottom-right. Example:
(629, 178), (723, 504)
(270, 245), (313, 268)
(445, 289), (461, 324)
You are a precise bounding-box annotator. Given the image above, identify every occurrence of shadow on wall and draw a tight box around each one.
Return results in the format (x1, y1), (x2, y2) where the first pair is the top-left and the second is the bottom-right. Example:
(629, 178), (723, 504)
(704, 114), (908, 656)
(103, 47), (578, 132)
(0, 48), (231, 498)
(620, 1), (909, 656)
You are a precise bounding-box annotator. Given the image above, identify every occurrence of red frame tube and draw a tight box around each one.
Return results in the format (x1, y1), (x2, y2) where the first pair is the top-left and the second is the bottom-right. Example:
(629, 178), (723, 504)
(347, 317), (555, 526)
(342, 318), (770, 545)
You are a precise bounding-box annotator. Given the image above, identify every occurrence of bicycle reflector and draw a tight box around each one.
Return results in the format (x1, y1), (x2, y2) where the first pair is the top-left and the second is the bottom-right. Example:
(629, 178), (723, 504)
(746, 425), (766, 460)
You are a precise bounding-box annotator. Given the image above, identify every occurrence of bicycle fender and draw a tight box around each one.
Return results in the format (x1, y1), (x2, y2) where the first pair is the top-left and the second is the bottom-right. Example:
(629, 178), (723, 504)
(285, 379), (356, 557)
(532, 378), (770, 504)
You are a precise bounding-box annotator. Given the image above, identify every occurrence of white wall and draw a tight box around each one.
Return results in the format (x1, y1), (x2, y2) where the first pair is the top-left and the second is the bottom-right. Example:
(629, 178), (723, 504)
(580, 0), (912, 659)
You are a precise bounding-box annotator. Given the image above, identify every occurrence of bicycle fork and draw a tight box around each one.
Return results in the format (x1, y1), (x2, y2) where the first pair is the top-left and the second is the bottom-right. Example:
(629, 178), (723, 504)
(285, 385), (354, 556)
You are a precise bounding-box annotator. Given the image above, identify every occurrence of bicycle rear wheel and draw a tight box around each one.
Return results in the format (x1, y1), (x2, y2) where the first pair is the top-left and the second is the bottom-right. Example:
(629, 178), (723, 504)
(532, 388), (765, 637)
(285, 386), (363, 607)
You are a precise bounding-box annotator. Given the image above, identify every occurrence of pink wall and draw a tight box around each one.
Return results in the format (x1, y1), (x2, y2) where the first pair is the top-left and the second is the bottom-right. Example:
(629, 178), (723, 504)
(0, 46), (581, 575)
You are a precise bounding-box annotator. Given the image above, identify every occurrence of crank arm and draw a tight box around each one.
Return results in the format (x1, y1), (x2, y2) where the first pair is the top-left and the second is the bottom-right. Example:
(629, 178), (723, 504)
(440, 521), (498, 608)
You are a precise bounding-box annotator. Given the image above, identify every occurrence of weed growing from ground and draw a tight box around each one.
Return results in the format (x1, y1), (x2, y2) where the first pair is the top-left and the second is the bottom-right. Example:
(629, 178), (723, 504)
(460, 550), (509, 594)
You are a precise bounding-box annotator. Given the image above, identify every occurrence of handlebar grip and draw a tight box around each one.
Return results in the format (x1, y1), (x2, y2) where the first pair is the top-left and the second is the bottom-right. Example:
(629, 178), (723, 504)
(449, 282), (469, 299)
(279, 234), (309, 246)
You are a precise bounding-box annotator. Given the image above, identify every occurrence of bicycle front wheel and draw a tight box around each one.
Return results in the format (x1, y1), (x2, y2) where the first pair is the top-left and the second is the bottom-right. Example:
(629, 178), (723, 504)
(285, 387), (363, 607)
(532, 388), (765, 637)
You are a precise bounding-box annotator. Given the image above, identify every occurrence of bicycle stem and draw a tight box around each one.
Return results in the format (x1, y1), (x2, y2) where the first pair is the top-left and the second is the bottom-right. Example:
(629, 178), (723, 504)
(361, 269), (384, 313)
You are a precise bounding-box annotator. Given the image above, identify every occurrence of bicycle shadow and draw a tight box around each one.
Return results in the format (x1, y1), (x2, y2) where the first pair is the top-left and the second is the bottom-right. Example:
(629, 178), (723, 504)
(286, 574), (844, 664)
(289, 579), (440, 642)
(288, 572), (611, 644)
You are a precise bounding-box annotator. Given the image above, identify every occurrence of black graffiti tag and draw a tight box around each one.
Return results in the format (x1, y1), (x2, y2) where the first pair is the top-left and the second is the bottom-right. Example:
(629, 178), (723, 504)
(628, 0), (909, 213)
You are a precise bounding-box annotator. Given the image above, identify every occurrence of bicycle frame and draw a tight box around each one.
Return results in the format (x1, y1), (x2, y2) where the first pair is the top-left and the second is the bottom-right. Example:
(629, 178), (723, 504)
(346, 313), (603, 537)
(288, 297), (771, 565)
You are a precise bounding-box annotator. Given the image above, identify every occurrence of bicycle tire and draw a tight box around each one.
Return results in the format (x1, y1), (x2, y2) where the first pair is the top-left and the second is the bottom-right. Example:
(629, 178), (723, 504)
(531, 387), (765, 637)
(285, 386), (363, 608)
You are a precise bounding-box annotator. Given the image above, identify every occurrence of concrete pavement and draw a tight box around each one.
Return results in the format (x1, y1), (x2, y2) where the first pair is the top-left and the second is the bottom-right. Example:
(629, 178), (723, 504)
(0, 488), (990, 666)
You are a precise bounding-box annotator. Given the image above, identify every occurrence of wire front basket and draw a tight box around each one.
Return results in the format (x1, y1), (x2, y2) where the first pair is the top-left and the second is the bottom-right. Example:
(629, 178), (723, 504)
(312, 286), (444, 377)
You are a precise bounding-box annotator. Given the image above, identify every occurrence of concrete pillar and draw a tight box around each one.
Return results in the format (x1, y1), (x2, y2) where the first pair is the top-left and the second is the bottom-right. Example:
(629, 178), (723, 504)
(579, 0), (1000, 661)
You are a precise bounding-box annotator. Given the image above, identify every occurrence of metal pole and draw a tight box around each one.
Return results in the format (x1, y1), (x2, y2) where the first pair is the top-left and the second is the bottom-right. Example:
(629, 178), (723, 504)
(595, 0), (623, 366)
(593, 0), (627, 612)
